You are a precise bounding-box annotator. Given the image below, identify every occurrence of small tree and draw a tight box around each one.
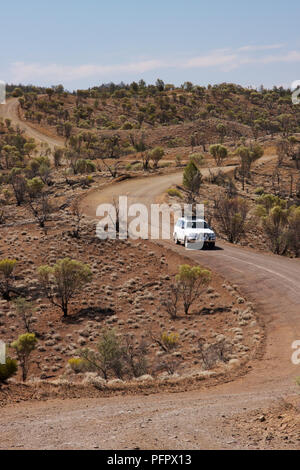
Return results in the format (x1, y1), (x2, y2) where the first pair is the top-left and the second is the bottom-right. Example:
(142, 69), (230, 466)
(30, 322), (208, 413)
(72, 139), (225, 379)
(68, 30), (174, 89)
(278, 113), (294, 137)
(13, 297), (35, 333)
(235, 144), (264, 190)
(64, 122), (73, 140)
(261, 206), (289, 255)
(11, 333), (37, 382)
(80, 329), (124, 380)
(189, 153), (204, 167)
(214, 197), (249, 243)
(216, 123), (227, 143)
(26, 177), (44, 199)
(256, 194), (286, 214)
(0, 259), (17, 300)
(183, 160), (202, 203)
(53, 147), (64, 168)
(256, 197), (289, 255)
(38, 258), (92, 317)
(209, 144), (228, 166)
(46, 88), (54, 100)
(176, 265), (211, 315)
(156, 79), (165, 91)
(24, 142), (36, 158)
(149, 147), (164, 169)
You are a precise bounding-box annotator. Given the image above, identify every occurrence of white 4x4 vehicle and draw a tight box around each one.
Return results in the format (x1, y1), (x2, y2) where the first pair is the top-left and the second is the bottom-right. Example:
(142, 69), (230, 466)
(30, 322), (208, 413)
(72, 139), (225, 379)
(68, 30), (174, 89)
(173, 217), (216, 249)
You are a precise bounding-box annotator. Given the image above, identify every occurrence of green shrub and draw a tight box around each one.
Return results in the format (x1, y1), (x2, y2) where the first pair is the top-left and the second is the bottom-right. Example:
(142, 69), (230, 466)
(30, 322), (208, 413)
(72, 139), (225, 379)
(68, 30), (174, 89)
(254, 187), (265, 196)
(131, 162), (143, 171)
(189, 153), (205, 167)
(167, 188), (183, 199)
(68, 357), (90, 373)
(75, 159), (96, 174)
(11, 333), (37, 382)
(0, 357), (18, 382)
(176, 264), (211, 315)
(122, 122), (133, 130)
(78, 120), (91, 129)
(80, 329), (124, 380)
(161, 332), (179, 351)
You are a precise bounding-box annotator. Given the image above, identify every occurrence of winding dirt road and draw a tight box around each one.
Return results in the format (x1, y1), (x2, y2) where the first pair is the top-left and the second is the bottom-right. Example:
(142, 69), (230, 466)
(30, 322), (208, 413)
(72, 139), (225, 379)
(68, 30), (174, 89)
(83, 172), (300, 394)
(0, 98), (64, 149)
(1, 99), (300, 450)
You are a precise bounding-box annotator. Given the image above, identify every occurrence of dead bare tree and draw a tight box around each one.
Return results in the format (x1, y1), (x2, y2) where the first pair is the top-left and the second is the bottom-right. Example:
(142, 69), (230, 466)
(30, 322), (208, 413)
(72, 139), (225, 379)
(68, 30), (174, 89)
(160, 283), (180, 319)
(123, 335), (149, 378)
(214, 196), (249, 243)
(198, 338), (232, 369)
(100, 158), (121, 178)
(154, 355), (180, 376)
(69, 198), (83, 238)
(147, 328), (169, 353)
(141, 152), (151, 171)
(27, 192), (52, 228)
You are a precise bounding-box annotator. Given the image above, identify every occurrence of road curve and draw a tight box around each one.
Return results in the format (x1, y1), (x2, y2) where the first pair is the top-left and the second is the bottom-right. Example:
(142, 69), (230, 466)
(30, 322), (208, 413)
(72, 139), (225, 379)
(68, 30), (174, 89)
(1, 172), (300, 450)
(83, 171), (300, 393)
(1, 102), (300, 449)
(0, 98), (64, 149)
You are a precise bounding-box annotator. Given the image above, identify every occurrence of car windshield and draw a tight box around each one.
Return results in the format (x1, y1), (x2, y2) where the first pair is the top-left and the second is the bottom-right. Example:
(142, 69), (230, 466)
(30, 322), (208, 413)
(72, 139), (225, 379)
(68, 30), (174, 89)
(187, 221), (210, 229)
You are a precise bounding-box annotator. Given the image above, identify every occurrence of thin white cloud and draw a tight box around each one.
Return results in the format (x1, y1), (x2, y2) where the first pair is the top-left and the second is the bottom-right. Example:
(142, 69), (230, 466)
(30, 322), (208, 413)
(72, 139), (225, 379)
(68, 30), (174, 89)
(10, 54), (240, 83)
(183, 52), (238, 68)
(10, 60), (164, 83)
(9, 46), (300, 84)
(238, 44), (284, 52)
(239, 50), (300, 65)
(259, 50), (300, 63)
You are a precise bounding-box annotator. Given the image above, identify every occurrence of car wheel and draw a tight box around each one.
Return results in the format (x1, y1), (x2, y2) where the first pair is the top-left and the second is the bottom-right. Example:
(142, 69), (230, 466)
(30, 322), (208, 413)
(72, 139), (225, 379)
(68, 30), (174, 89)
(174, 233), (180, 244)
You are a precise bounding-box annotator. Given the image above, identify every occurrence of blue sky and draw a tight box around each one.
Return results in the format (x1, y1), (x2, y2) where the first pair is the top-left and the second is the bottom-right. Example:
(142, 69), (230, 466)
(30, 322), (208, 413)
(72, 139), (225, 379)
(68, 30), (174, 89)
(1, 0), (300, 89)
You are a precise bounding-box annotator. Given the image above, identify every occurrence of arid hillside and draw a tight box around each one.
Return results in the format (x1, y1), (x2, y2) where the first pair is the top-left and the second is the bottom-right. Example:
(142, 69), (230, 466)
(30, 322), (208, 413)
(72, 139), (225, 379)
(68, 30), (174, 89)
(9, 81), (300, 154)
(0, 82), (300, 450)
